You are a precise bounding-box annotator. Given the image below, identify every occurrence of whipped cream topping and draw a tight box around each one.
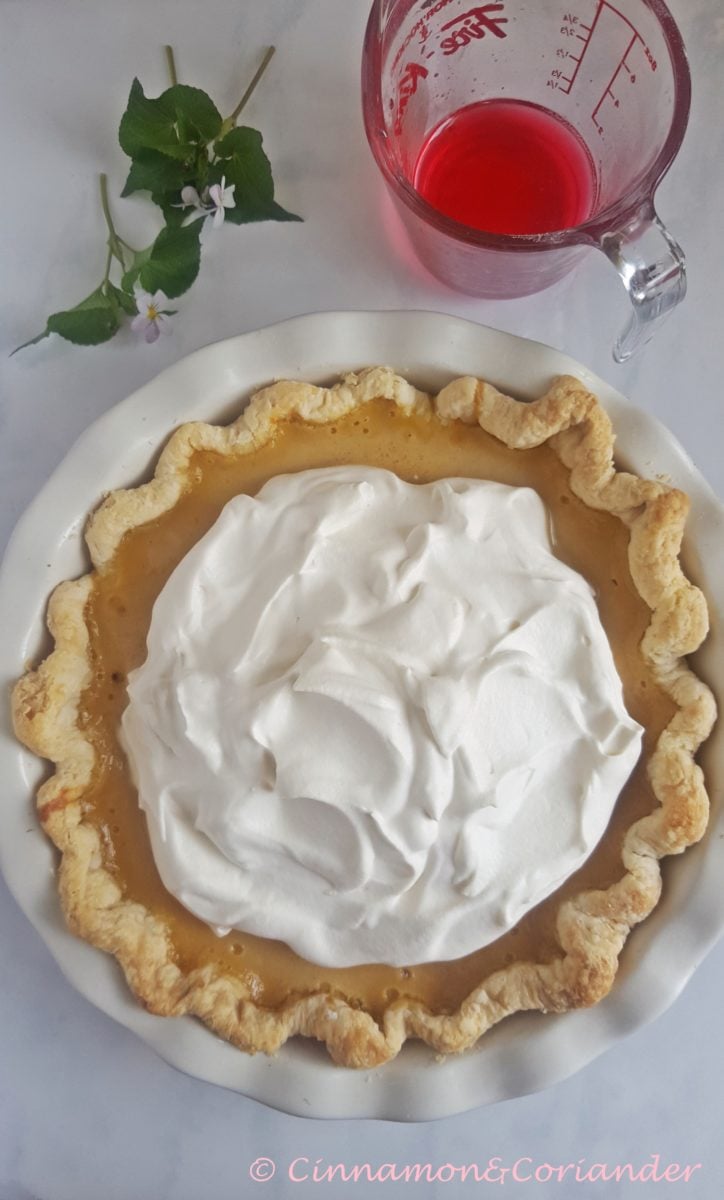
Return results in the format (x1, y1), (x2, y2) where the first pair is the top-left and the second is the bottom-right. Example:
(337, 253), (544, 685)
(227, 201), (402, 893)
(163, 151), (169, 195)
(121, 466), (643, 967)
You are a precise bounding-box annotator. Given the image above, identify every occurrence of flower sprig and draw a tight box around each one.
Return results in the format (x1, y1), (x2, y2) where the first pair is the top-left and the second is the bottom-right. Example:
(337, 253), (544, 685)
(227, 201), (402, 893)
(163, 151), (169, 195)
(14, 45), (299, 354)
(179, 177), (237, 228)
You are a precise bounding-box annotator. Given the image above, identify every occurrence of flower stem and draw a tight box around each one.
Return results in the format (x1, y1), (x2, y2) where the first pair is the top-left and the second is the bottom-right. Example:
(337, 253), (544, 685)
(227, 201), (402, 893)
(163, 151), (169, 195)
(102, 245), (113, 288)
(99, 173), (115, 238)
(99, 173), (127, 268)
(229, 45), (275, 123)
(165, 44), (178, 87)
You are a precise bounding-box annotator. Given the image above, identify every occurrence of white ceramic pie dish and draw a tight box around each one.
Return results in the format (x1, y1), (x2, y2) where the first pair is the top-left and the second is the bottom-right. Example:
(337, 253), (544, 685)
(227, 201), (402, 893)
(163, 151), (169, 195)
(0, 311), (722, 1121)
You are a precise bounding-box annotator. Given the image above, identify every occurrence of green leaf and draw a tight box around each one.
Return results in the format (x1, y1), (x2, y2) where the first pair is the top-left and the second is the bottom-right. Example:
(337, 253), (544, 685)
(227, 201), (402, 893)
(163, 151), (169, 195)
(47, 287), (120, 344)
(153, 196), (186, 226)
(138, 222), (202, 298)
(107, 283), (138, 317)
(118, 78), (195, 162)
(214, 126), (269, 172)
(119, 79), (222, 168)
(225, 196), (301, 224)
(212, 126), (301, 224)
(133, 146), (211, 221)
(12, 286), (120, 353)
(159, 84), (222, 143)
(121, 149), (189, 197)
(154, 194), (186, 227)
(192, 143), (211, 191)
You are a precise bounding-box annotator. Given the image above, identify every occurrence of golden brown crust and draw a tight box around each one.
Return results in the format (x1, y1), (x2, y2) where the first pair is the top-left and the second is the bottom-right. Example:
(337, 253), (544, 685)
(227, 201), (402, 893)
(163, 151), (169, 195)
(12, 368), (716, 1068)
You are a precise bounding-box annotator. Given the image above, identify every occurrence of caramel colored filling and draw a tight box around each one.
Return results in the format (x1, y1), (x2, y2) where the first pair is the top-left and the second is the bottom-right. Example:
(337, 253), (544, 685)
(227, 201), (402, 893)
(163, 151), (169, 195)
(79, 400), (675, 1021)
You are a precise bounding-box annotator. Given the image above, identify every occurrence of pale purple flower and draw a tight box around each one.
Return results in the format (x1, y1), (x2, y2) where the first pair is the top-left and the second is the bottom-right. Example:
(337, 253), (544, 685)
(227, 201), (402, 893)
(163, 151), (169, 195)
(177, 179), (235, 229)
(207, 176), (236, 228)
(131, 288), (172, 344)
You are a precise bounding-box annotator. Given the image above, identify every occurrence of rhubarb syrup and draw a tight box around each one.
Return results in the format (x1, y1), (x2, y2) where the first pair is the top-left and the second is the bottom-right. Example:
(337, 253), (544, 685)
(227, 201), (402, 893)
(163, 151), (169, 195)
(413, 99), (597, 235)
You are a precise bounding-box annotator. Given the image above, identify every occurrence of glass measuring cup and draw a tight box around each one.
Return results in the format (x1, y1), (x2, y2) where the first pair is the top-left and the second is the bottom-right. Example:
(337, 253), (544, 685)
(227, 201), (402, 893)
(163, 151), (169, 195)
(362, 0), (691, 361)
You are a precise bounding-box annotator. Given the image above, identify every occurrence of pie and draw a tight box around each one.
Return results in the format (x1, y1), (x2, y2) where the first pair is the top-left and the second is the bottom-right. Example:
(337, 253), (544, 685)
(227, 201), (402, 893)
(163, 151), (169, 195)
(12, 367), (716, 1068)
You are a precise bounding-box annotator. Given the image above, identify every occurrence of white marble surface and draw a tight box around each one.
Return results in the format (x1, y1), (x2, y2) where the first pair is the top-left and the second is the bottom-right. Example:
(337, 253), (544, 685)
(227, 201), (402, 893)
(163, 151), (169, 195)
(1, 0), (722, 1196)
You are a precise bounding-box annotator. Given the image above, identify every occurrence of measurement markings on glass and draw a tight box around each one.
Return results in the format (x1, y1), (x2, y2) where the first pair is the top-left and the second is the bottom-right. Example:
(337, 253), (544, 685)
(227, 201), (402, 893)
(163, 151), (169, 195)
(552, 3), (604, 94)
(550, 1), (657, 135)
(592, 29), (639, 131)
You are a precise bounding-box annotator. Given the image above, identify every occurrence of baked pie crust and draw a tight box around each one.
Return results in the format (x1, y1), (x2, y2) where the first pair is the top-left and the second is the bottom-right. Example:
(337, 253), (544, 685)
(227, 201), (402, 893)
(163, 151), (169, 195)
(12, 367), (716, 1068)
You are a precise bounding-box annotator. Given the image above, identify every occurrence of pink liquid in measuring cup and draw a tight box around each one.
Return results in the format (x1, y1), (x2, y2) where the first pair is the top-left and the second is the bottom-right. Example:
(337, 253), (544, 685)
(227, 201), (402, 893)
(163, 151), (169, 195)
(413, 100), (597, 236)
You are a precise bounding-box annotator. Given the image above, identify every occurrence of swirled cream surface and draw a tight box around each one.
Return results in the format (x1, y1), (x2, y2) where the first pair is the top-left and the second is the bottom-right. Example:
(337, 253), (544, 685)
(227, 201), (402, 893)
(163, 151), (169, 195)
(121, 467), (642, 967)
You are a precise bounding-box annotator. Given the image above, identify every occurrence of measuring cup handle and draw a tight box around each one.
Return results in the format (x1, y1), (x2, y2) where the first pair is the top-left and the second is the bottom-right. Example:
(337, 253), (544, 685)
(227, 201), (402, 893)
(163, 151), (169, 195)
(599, 202), (687, 364)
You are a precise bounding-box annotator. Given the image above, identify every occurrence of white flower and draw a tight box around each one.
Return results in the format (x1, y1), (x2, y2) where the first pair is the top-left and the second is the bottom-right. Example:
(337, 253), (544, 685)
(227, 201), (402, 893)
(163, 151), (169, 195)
(131, 288), (172, 344)
(180, 185), (202, 207)
(207, 176), (236, 228)
(178, 185), (207, 225)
